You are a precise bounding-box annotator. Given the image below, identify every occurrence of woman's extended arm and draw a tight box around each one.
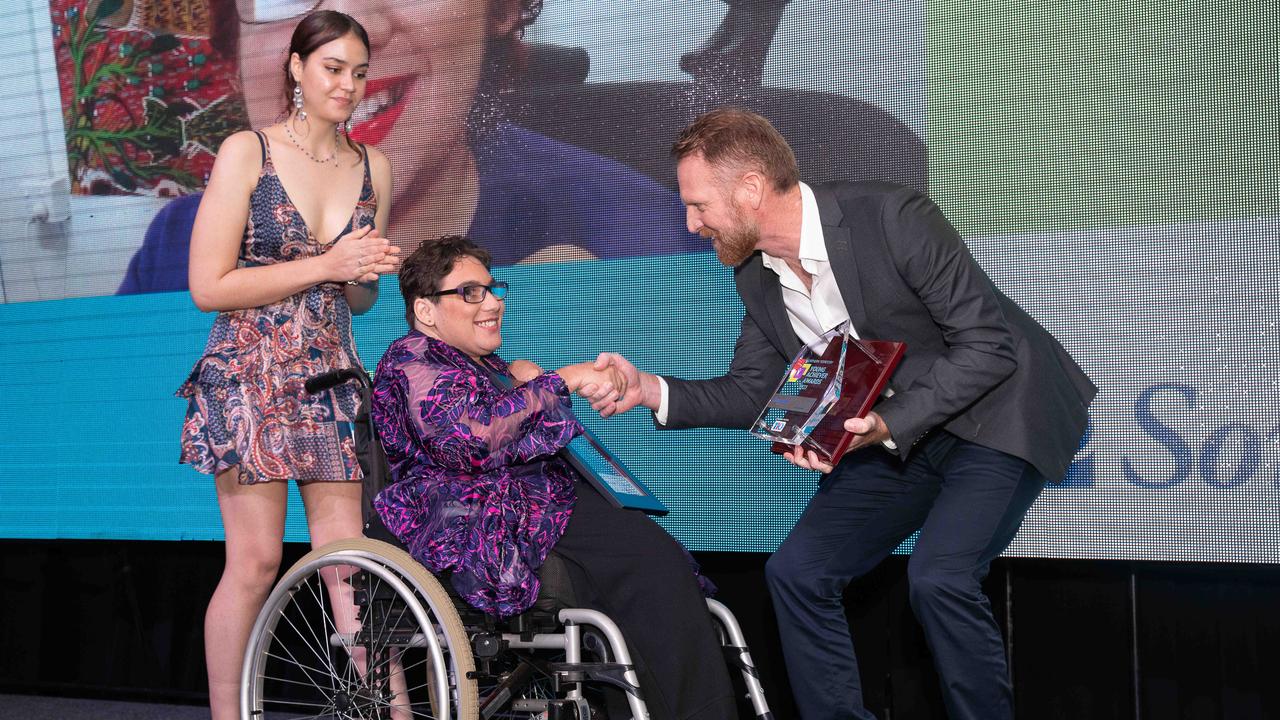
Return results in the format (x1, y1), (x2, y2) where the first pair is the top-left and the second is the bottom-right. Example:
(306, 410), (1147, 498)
(374, 360), (580, 474)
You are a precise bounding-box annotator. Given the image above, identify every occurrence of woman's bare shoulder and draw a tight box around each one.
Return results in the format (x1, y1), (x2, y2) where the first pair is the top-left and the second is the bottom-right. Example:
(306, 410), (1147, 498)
(218, 129), (265, 155)
(364, 144), (391, 174)
(211, 130), (267, 176)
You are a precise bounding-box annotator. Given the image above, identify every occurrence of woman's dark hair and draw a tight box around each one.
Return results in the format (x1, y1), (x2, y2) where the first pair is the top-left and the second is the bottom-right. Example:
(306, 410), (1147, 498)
(399, 235), (494, 327)
(468, 0), (543, 139)
(277, 11), (370, 156)
(280, 11), (371, 115)
(208, 0), (240, 59)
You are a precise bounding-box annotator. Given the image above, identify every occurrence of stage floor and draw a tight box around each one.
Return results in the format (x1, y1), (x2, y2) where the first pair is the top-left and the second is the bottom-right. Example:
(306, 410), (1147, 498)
(0, 694), (291, 719)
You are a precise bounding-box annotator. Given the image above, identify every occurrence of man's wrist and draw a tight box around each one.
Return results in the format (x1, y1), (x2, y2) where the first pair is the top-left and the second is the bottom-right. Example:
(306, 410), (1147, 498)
(649, 374), (672, 426)
(639, 371), (663, 411)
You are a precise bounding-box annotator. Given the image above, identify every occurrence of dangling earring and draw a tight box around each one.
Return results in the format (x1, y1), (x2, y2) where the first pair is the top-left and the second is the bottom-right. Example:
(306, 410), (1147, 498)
(344, 118), (352, 134)
(293, 84), (306, 121)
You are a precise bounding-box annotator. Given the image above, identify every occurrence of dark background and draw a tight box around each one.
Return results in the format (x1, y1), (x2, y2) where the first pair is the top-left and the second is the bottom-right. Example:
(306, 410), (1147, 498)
(2, 540), (1277, 719)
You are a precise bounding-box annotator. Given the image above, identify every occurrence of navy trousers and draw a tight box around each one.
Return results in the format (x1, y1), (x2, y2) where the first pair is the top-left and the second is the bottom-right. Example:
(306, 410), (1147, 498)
(765, 432), (1044, 720)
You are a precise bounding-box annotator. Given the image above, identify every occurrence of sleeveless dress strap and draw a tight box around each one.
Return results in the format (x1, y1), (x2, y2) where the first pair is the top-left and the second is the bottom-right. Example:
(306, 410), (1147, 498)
(253, 130), (268, 167)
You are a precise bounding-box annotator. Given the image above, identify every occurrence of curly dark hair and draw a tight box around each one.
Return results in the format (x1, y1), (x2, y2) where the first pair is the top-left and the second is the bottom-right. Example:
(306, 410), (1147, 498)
(516, 0), (545, 32)
(469, 0), (544, 138)
(399, 235), (494, 327)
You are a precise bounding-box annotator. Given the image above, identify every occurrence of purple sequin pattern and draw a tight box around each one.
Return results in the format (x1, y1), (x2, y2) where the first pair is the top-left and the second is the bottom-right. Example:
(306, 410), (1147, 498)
(371, 332), (580, 616)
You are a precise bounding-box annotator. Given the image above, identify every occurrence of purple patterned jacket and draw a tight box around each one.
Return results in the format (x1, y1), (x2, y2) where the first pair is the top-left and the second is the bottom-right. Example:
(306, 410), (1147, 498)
(371, 331), (580, 617)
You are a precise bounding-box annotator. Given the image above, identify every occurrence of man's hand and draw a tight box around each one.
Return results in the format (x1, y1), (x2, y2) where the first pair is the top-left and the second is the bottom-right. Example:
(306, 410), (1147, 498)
(580, 352), (657, 418)
(843, 411), (891, 451)
(781, 411), (892, 474)
(782, 446), (835, 474)
(508, 359), (543, 385)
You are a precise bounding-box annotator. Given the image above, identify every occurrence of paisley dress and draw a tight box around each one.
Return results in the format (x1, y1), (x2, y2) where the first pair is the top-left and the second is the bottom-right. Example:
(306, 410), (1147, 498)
(177, 132), (375, 484)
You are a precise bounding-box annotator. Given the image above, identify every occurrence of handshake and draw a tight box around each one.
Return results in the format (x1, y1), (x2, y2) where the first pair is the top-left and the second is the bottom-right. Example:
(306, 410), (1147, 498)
(508, 352), (659, 418)
(508, 351), (891, 473)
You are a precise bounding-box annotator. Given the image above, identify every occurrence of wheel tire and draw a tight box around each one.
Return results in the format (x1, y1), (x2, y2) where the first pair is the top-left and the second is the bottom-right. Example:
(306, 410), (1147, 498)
(241, 537), (479, 719)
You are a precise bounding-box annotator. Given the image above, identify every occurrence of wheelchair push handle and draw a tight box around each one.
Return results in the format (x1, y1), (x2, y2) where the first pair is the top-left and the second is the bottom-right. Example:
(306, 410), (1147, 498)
(304, 367), (387, 526)
(304, 368), (371, 395)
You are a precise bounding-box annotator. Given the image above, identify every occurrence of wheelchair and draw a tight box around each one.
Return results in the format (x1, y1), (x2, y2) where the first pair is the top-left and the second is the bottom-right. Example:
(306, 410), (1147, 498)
(239, 369), (774, 720)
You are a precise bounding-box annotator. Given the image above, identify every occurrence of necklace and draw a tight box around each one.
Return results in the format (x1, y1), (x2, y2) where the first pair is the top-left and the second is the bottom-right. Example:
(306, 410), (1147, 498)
(284, 122), (337, 166)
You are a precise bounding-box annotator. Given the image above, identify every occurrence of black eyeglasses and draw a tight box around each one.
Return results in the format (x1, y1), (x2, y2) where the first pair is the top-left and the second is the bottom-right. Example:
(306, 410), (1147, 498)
(426, 281), (509, 304)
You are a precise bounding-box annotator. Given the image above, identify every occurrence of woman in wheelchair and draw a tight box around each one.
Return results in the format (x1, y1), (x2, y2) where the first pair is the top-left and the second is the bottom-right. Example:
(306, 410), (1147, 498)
(364, 235), (738, 720)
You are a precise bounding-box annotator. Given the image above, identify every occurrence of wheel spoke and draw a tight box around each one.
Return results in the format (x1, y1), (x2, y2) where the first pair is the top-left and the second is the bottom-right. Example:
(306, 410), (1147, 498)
(259, 671), (343, 692)
(274, 579), (342, 689)
(300, 569), (351, 689)
(256, 695), (335, 711)
(246, 544), (476, 720)
(262, 644), (339, 695)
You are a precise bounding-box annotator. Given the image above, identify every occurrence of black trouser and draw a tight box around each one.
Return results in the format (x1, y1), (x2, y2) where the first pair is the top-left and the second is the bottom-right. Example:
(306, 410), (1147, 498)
(552, 481), (736, 720)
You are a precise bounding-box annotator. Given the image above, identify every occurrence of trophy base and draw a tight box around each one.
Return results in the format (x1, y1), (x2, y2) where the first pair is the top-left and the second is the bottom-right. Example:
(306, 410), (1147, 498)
(765, 337), (906, 467)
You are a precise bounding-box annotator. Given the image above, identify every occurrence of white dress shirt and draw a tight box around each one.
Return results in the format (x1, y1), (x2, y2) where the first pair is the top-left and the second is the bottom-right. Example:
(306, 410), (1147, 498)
(759, 182), (852, 348)
(655, 182), (894, 449)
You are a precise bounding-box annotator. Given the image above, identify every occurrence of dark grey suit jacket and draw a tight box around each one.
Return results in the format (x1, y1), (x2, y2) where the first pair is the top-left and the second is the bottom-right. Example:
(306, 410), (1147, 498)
(662, 181), (1097, 482)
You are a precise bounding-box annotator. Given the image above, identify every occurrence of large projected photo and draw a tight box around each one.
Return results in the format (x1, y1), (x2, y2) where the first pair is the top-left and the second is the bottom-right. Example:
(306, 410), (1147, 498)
(0, 0), (1276, 563)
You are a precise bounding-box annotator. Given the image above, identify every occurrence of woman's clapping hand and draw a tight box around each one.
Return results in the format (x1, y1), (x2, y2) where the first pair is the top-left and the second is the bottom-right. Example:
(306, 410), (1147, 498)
(325, 225), (400, 284)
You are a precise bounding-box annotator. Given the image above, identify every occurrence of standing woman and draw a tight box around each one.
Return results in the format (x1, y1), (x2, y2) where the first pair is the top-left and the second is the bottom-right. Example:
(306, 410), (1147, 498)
(176, 11), (397, 719)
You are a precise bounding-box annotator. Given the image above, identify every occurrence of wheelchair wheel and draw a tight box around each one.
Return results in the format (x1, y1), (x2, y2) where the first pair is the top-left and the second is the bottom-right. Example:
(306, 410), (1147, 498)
(241, 538), (479, 719)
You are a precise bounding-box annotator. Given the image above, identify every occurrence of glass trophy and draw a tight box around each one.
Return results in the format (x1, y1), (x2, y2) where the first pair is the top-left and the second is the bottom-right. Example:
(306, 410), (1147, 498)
(752, 325), (905, 465)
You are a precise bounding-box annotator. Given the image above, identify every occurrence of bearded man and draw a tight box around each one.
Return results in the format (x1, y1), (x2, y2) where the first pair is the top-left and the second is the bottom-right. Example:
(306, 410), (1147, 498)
(588, 107), (1096, 720)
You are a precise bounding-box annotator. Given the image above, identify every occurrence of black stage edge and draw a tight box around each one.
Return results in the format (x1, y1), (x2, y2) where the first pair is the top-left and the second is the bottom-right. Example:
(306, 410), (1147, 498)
(2, 539), (1279, 719)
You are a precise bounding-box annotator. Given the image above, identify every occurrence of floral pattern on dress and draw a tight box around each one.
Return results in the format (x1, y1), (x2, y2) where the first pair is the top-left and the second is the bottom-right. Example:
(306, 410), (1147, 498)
(176, 134), (376, 484)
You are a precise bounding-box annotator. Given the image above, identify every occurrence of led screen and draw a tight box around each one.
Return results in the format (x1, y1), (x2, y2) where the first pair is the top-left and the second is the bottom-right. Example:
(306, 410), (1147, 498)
(0, 0), (1276, 561)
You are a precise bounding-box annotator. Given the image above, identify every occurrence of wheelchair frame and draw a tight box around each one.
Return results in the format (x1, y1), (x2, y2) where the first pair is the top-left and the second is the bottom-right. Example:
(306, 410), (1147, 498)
(238, 370), (774, 720)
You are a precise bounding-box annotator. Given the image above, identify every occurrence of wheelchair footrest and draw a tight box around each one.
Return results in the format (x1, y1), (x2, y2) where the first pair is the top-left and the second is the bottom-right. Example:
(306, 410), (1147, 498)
(548, 661), (640, 696)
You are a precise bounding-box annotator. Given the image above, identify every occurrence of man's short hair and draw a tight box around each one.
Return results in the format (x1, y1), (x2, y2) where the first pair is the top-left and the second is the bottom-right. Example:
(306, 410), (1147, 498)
(398, 235), (493, 327)
(671, 107), (799, 192)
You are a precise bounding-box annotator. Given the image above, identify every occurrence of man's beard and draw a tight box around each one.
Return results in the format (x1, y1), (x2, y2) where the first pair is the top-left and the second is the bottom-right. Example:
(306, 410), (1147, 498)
(710, 204), (761, 267)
